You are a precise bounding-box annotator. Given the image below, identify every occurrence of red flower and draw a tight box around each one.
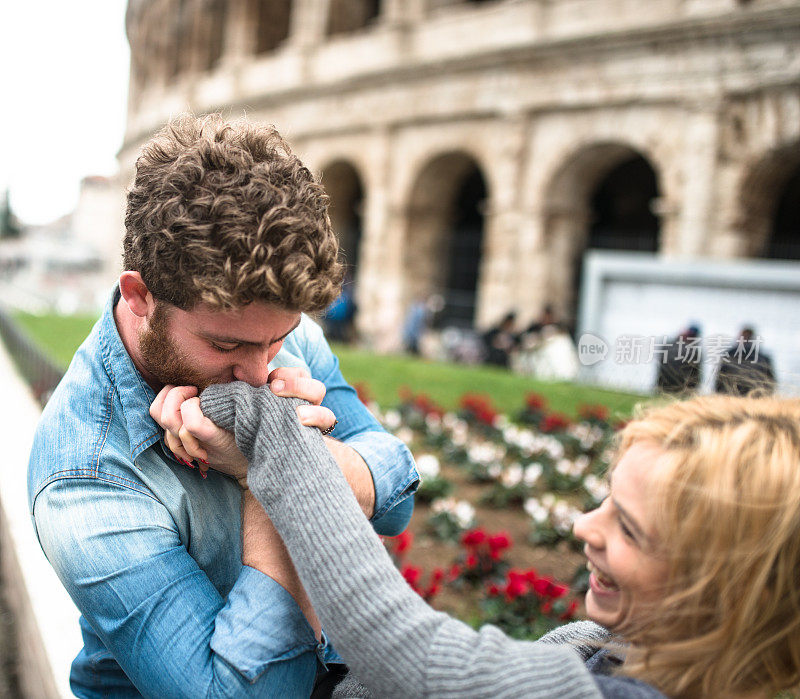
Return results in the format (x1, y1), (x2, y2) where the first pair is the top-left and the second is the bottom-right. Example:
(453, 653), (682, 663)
(465, 553), (478, 569)
(487, 583), (501, 597)
(354, 382), (372, 405)
(579, 404), (609, 422)
(525, 393), (547, 411)
(488, 532), (512, 551)
(461, 528), (487, 548)
(542, 600), (553, 614)
(525, 570), (539, 584)
(560, 600), (579, 621)
(448, 563), (462, 581)
(401, 565), (421, 588)
(391, 530), (414, 554)
(431, 568), (445, 584)
(547, 582), (569, 599)
(532, 577), (552, 597)
(540, 413), (572, 433)
(505, 577), (527, 601)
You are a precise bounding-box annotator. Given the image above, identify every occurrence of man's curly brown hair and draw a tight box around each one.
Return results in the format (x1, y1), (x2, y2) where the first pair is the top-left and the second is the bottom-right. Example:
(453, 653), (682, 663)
(123, 113), (343, 312)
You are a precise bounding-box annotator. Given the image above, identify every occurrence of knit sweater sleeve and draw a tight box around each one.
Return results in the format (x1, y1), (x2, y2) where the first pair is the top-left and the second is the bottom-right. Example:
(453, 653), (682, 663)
(200, 382), (603, 699)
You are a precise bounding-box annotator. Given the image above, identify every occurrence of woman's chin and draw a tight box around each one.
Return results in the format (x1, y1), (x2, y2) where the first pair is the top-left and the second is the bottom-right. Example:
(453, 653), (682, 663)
(584, 588), (623, 630)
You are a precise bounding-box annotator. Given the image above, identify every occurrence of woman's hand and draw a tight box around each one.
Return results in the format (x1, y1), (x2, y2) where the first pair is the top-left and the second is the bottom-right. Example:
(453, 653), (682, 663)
(149, 367), (336, 486)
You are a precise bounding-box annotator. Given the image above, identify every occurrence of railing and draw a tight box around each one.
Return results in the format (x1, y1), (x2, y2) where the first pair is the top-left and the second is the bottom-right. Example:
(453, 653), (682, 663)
(0, 308), (63, 406)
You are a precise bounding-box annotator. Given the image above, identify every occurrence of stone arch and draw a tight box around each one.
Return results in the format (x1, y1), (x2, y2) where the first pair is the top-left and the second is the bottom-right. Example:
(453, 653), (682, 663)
(326, 0), (381, 36)
(321, 160), (366, 285)
(254, 0), (292, 55)
(542, 141), (662, 326)
(404, 151), (489, 328)
(735, 141), (800, 260)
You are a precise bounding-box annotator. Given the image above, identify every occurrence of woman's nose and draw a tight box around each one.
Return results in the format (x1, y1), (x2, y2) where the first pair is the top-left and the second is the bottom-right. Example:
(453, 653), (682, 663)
(573, 507), (604, 549)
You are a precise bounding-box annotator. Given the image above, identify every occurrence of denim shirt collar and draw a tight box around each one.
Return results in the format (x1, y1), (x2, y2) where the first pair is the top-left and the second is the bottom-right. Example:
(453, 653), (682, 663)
(98, 285), (162, 463)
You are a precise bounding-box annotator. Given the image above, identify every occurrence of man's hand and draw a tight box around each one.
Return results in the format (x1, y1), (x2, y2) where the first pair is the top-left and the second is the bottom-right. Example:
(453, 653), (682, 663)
(150, 368), (337, 485)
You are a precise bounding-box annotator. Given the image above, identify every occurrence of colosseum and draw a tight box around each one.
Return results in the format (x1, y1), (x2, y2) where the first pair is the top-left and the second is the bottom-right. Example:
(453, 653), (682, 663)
(121, 0), (800, 350)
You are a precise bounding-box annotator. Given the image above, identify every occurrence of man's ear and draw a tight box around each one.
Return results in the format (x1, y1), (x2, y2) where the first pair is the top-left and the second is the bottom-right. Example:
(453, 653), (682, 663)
(119, 272), (155, 318)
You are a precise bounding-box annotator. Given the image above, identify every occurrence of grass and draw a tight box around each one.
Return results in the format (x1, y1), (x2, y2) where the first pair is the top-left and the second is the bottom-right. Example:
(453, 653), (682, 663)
(13, 312), (100, 369)
(10, 312), (646, 418)
(331, 343), (645, 419)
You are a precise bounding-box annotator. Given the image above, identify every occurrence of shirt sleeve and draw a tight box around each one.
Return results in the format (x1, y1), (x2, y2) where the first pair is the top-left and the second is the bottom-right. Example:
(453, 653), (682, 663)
(33, 477), (322, 697)
(297, 317), (419, 533)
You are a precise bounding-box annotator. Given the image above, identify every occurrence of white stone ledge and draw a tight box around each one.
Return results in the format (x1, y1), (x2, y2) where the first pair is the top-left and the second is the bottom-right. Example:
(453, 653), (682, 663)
(0, 340), (81, 698)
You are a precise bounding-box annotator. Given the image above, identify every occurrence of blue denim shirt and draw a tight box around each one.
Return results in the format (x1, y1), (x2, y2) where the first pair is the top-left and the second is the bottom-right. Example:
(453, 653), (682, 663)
(28, 288), (418, 698)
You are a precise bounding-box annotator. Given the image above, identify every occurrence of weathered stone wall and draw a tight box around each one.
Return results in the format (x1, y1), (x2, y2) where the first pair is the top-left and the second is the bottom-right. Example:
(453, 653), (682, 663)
(121, 0), (800, 349)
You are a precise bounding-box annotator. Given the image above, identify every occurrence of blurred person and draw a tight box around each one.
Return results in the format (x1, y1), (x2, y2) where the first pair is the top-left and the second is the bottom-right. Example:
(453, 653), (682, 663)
(655, 324), (702, 395)
(28, 114), (418, 698)
(482, 311), (518, 367)
(200, 385), (800, 698)
(322, 273), (357, 343)
(715, 326), (776, 396)
(402, 295), (428, 355)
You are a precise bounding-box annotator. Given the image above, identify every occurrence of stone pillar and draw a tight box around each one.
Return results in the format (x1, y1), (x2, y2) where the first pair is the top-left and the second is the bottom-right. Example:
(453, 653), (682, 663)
(672, 107), (721, 257)
(476, 115), (527, 329)
(354, 128), (406, 351)
(220, 0), (256, 67)
(289, 0), (331, 48)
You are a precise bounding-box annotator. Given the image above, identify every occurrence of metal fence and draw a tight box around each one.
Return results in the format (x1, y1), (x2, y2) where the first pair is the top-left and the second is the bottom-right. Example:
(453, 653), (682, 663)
(0, 308), (63, 407)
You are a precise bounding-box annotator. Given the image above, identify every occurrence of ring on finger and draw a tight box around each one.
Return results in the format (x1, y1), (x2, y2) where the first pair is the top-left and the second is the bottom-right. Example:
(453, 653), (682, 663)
(320, 420), (338, 437)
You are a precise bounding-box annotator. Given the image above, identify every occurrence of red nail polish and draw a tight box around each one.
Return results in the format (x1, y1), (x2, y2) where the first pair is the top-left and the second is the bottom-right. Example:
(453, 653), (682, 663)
(200, 471), (208, 480)
(200, 459), (209, 465)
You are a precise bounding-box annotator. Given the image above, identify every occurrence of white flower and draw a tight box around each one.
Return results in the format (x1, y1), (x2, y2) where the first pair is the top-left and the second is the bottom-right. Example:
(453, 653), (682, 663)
(431, 497), (456, 515)
(487, 463), (503, 479)
(524, 497), (549, 524)
(501, 463), (524, 487)
(556, 458), (573, 475)
(453, 500), (477, 528)
(425, 413), (442, 433)
(523, 463), (543, 486)
(416, 454), (440, 479)
(583, 474), (609, 502)
(541, 493), (557, 509)
(493, 414), (510, 430)
(574, 455), (590, 474)
(383, 409), (402, 431)
(395, 427), (414, 445)
(552, 500), (581, 534)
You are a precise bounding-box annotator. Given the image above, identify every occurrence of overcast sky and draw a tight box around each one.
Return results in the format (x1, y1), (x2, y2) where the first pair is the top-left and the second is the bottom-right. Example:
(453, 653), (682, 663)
(0, 1), (130, 225)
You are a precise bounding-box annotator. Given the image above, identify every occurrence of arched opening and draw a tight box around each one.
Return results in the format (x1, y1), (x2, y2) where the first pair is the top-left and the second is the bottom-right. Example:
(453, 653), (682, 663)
(322, 160), (365, 283)
(326, 0), (381, 36)
(405, 153), (488, 329)
(254, 0), (292, 55)
(738, 143), (800, 261)
(544, 144), (661, 328)
(767, 165), (800, 260)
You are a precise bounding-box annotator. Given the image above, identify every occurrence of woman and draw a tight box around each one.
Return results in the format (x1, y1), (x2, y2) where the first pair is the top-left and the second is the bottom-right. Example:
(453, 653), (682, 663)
(199, 384), (800, 697)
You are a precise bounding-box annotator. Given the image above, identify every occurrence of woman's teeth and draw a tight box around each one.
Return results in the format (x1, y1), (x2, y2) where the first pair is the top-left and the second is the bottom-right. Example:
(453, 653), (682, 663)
(587, 561), (619, 591)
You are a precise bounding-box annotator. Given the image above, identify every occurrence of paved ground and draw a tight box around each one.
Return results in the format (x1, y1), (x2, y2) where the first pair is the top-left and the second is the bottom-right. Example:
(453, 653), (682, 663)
(0, 542), (21, 698)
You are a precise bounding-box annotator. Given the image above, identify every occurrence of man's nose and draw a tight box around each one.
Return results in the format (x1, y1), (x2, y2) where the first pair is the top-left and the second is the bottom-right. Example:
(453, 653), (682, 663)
(233, 354), (271, 387)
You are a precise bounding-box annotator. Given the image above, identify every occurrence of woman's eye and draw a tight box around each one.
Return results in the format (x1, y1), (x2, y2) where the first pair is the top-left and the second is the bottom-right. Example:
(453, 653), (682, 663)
(619, 518), (635, 540)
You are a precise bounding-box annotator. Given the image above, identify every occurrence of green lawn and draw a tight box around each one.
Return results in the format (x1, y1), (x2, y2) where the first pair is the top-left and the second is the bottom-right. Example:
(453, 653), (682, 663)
(13, 312), (100, 369)
(331, 343), (646, 419)
(11, 312), (646, 418)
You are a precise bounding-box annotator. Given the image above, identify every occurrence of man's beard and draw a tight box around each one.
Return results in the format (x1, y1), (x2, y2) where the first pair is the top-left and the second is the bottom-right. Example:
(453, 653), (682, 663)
(139, 302), (214, 392)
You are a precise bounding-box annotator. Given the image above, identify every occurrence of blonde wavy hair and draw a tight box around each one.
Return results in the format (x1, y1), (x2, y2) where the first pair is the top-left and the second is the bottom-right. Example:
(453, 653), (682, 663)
(124, 113), (343, 312)
(614, 395), (800, 697)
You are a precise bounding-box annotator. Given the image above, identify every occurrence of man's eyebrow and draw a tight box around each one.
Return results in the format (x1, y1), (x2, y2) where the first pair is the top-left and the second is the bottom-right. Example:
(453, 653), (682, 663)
(202, 319), (301, 346)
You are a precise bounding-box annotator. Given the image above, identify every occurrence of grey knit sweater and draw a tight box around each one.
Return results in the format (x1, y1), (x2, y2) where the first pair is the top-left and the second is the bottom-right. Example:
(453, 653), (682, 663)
(200, 383), (665, 699)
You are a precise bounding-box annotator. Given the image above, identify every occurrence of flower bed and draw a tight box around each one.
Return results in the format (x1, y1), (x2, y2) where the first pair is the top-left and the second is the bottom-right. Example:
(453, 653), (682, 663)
(367, 387), (622, 640)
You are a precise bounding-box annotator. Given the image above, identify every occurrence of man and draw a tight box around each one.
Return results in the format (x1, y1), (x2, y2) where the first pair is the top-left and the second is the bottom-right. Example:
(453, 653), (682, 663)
(28, 114), (418, 697)
(715, 326), (776, 396)
(656, 324), (702, 395)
